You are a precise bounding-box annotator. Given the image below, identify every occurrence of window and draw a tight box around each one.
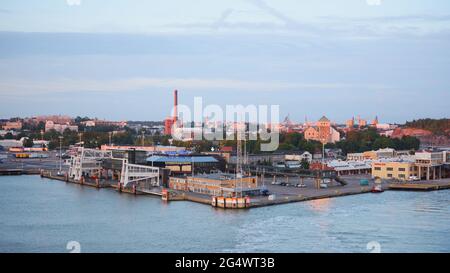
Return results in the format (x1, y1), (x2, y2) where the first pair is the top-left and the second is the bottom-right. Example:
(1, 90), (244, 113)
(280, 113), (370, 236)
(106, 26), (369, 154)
(398, 168), (406, 172)
(399, 174), (405, 178)
(387, 173), (393, 177)
(374, 167), (381, 171)
(387, 167), (393, 171)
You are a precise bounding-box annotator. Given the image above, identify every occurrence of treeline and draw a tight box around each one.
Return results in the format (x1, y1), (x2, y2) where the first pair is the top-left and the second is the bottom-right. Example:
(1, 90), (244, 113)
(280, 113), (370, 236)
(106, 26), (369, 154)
(404, 118), (450, 136)
(212, 132), (323, 155)
(327, 128), (420, 155)
(263, 129), (420, 155)
(277, 133), (323, 154)
(41, 128), (137, 149)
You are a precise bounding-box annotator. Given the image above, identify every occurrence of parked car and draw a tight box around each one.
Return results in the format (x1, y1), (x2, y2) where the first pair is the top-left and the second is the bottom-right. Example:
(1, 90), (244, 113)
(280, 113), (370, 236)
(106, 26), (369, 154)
(320, 183), (328, 189)
(409, 176), (420, 181)
(260, 188), (269, 196)
(296, 184), (306, 188)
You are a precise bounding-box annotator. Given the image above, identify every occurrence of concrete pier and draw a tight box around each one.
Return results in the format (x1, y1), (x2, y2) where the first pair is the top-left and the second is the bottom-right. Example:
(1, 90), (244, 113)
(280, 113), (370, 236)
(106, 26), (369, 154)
(24, 172), (450, 209)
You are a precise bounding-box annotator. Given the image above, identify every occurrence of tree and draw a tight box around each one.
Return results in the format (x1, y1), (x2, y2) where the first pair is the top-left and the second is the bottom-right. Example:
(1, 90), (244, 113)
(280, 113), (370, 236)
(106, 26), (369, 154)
(4, 132), (14, 139)
(405, 118), (450, 136)
(23, 138), (34, 148)
(300, 158), (310, 170)
(278, 143), (295, 151)
(373, 137), (394, 150)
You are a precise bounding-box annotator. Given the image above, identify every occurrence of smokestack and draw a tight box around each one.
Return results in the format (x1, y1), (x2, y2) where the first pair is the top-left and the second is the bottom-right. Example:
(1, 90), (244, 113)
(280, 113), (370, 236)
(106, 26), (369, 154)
(173, 89), (178, 122)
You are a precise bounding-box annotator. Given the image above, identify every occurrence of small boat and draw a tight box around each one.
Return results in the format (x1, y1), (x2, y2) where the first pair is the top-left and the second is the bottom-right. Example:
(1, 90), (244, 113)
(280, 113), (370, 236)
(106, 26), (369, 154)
(371, 184), (384, 193)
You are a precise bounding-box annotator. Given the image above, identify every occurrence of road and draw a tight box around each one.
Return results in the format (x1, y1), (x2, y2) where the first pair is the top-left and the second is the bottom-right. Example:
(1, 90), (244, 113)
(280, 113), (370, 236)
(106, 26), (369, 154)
(0, 151), (68, 171)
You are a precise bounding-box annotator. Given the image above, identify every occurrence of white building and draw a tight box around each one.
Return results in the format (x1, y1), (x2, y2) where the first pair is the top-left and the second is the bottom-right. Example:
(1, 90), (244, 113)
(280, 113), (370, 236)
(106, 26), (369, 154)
(0, 139), (23, 148)
(285, 151), (313, 163)
(326, 160), (372, 175)
(45, 121), (78, 133)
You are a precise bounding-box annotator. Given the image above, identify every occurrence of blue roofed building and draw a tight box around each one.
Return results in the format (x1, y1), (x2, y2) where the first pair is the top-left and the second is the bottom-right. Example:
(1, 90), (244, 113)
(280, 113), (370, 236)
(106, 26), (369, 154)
(146, 155), (224, 174)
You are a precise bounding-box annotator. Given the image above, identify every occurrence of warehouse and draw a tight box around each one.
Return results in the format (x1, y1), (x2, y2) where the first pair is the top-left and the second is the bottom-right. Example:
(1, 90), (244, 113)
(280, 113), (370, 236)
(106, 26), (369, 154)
(169, 173), (260, 197)
(146, 155), (224, 174)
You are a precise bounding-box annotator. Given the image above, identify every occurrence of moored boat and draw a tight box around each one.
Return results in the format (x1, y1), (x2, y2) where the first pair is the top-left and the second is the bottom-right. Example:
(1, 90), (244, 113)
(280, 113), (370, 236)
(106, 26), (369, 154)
(371, 184), (384, 193)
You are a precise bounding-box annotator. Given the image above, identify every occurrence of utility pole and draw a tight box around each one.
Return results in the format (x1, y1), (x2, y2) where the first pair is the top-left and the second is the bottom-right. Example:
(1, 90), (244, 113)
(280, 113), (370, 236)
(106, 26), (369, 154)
(322, 142), (325, 168)
(191, 142), (195, 177)
(59, 136), (63, 174)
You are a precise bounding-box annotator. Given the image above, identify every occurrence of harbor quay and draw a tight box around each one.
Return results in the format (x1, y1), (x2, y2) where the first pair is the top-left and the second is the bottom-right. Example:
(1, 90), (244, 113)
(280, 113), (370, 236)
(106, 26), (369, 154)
(2, 146), (450, 209)
(33, 170), (450, 209)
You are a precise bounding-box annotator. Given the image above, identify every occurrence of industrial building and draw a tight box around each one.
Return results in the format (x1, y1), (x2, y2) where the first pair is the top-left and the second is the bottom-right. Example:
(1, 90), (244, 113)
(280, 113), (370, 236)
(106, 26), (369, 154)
(347, 148), (398, 161)
(146, 155), (224, 174)
(169, 173), (260, 197)
(164, 89), (178, 136)
(228, 153), (285, 166)
(326, 160), (372, 176)
(100, 144), (186, 154)
(371, 150), (450, 181)
(372, 160), (417, 181)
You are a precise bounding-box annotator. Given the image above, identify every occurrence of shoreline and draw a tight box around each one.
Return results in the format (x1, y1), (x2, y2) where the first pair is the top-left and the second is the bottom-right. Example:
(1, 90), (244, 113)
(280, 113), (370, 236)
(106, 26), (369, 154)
(3, 171), (448, 210)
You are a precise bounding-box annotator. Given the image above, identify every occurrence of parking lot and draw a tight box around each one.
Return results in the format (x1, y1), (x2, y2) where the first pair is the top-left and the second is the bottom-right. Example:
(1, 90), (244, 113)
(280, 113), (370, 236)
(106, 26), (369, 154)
(250, 174), (383, 206)
(0, 151), (66, 171)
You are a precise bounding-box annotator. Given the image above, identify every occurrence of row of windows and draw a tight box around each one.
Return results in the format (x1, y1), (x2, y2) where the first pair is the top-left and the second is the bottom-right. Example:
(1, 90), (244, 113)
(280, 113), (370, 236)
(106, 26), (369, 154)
(374, 167), (413, 172)
(386, 174), (406, 178)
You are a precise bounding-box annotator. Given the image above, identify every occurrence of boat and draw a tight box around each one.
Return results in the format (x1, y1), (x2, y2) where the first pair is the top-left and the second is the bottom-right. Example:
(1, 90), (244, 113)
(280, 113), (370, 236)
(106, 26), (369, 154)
(371, 184), (384, 193)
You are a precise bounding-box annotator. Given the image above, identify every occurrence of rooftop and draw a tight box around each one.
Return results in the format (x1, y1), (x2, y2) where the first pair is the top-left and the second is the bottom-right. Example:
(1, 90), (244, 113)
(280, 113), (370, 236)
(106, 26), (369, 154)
(147, 155), (219, 163)
(191, 172), (257, 181)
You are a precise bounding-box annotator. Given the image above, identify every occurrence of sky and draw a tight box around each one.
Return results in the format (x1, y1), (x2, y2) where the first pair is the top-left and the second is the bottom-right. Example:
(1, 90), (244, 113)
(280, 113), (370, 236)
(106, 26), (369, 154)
(0, 0), (449, 123)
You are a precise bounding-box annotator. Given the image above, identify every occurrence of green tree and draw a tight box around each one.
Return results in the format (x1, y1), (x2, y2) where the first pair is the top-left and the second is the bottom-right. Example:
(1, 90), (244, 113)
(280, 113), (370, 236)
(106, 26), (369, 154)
(4, 132), (14, 139)
(300, 158), (310, 169)
(23, 138), (34, 148)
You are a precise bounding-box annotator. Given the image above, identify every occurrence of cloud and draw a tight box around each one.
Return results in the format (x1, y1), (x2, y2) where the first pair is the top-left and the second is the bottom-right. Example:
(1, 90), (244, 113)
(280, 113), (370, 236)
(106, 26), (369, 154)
(0, 77), (392, 96)
(246, 0), (297, 26)
(320, 14), (450, 23)
(211, 8), (235, 29)
(163, 0), (450, 39)
(166, 0), (321, 37)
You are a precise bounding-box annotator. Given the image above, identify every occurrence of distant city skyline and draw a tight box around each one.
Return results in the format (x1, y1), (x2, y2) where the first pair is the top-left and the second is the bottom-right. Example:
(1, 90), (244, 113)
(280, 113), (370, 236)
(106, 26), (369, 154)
(0, 108), (445, 125)
(0, 0), (449, 122)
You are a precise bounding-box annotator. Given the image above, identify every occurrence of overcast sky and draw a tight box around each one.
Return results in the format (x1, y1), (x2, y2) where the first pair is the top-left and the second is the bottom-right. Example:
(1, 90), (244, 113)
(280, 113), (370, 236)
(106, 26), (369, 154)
(0, 0), (449, 123)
